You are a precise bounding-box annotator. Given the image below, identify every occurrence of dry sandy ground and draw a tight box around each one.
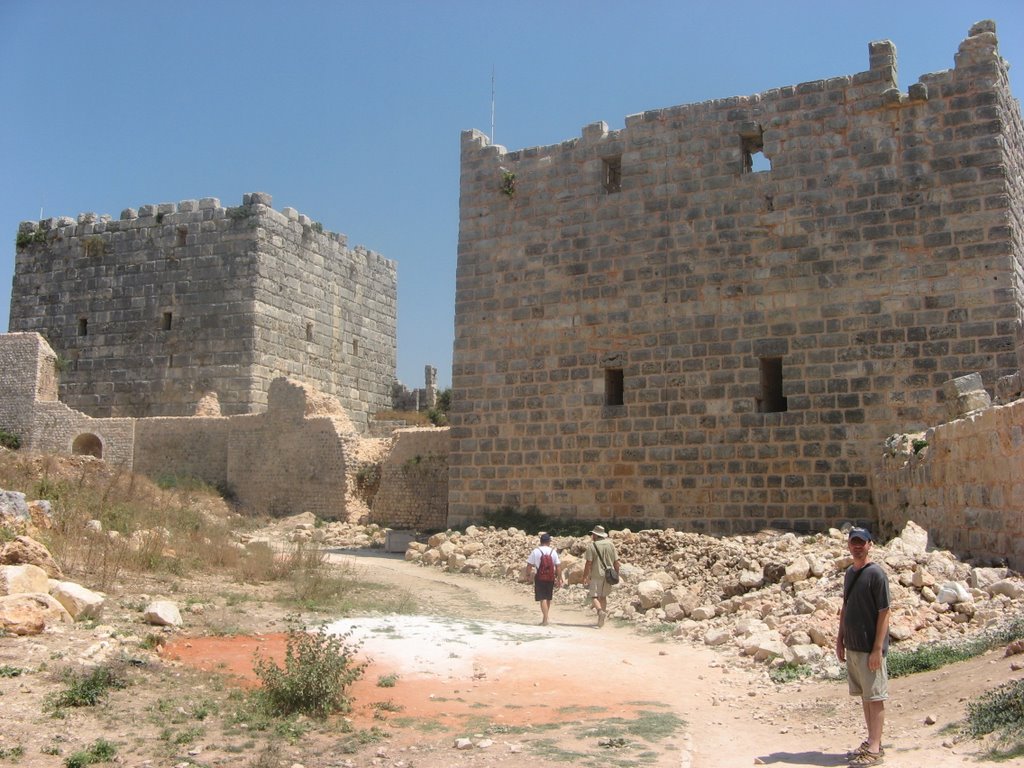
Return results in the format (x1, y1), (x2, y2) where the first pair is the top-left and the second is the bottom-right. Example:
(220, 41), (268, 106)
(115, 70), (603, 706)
(167, 550), (1024, 768)
(3, 546), (1020, 768)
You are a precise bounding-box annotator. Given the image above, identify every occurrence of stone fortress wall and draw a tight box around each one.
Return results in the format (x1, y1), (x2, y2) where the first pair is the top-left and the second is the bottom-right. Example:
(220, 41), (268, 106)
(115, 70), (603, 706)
(874, 371), (1024, 570)
(0, 332), (450, 524)
(451, 21), (1024, 535)
(369, 426), (450, 531)
(9, 192), (396, 433)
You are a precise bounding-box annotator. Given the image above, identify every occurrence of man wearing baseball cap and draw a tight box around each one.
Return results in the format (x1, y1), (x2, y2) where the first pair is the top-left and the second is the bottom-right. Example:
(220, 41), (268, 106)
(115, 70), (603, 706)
(836, 527), (891, 766)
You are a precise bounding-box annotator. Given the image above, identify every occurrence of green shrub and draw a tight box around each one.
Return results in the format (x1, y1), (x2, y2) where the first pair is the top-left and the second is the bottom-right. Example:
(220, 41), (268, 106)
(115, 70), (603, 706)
(768, 662), (812, 684)
(0, 428), (20, 450)
(963, 678), (1024, 757)
(376, 673), (399, 688)
(63, 739), (116, 768)
(252, 618), (367, 718)
(48, 665), (128, 710)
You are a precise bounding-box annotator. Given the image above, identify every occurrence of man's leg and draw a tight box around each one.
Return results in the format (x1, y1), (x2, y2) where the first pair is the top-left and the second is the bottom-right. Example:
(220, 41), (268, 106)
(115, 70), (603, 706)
(540, 599), (550, 625)
(863, 699), (884, 753)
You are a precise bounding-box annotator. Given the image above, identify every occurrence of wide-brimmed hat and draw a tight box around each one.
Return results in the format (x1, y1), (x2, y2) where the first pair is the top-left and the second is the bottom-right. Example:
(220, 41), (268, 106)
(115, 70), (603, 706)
(590, 525), (608, 538)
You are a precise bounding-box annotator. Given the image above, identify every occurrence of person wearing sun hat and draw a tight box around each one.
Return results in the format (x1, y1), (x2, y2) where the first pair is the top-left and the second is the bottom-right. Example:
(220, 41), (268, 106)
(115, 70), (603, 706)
(580, 525), (619, 628)
(836, 526), (891, 766)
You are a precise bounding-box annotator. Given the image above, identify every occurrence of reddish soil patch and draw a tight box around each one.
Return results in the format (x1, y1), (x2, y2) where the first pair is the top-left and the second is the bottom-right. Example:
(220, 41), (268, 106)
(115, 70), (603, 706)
(164, 628), (662, 732)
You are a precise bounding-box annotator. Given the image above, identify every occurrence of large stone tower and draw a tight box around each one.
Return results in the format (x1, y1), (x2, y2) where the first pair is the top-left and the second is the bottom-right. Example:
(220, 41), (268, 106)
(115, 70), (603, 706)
(10, 192), (397, 430)
(450, 22), (1024, 532)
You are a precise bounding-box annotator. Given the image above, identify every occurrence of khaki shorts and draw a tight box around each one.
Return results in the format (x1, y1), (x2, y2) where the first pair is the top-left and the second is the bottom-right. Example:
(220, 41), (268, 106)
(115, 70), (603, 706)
(588, 576), (612, 599)
(846, 649), (889, 701)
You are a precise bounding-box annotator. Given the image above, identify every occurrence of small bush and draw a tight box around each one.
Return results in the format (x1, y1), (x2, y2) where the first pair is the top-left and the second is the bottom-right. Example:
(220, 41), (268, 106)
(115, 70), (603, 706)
(0, 428), (20, 450)
(963, 678), (1024, 755)
(768, 662), (812, 684)
(252, 618), (367, 718)
(63, 739), (116, 768)
(377, 673), (399, 688)
(48, 665), (128, 710)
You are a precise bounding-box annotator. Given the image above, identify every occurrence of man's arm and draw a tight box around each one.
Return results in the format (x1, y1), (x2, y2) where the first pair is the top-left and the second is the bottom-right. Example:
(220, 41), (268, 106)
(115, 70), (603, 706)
(868, 607), (890, 671)
(835, 604), (847, 662)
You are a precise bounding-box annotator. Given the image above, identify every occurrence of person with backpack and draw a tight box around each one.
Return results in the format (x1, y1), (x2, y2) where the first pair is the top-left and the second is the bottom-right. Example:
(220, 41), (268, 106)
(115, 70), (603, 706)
(526, 532), (562, 625)
(836, 526), (891, 767)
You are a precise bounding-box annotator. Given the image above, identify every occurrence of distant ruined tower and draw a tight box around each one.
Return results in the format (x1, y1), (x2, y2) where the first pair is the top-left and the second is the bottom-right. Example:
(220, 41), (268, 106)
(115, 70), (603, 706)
(425, 365), (438, 409)
(450, 22), (1024, 532)
(10, 192), (397, 431)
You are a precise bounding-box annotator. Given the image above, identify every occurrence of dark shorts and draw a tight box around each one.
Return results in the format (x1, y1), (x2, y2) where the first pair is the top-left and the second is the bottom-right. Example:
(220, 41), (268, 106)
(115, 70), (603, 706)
(534, 580), (554, 601)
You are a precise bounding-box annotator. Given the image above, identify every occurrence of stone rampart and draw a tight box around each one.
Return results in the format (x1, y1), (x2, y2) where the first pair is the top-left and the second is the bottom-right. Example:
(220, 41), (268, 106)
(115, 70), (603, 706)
(451, 21), (1024, 533)
(874, 395), (1024, 570)
(370, 427), (449, 530)
(10, 192), (396, 432)
(0, 333), (363, 518)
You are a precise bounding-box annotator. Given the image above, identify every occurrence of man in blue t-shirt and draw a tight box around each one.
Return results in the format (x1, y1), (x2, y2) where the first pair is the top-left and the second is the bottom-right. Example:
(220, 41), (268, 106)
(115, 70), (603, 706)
(836, 527), (891, 766)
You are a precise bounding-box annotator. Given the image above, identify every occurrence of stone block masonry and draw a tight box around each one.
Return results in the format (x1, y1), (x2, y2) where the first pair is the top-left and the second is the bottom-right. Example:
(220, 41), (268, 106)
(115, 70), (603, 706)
(370, 427), (449, 530)
(451, 21), (1024, 533)
(874, 396), (1024, 570)
(10, 192), (397, 432)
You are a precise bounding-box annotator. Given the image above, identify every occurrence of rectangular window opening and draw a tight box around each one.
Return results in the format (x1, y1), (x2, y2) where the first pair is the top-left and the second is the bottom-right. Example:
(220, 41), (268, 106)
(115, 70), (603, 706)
(77, 318), (88, 337)
(162, 312), (173, 331)
(352, 338), (359, 356)
(305, 322), (313, 342)
(741, 132), (771, 174)
(602, 156), (622, 193)
(605, 368), (624, 406)
(757, 357), (788, 413)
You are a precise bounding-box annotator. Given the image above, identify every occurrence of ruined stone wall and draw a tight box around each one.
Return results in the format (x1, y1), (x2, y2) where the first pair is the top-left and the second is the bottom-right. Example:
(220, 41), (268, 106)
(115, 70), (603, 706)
(451, 22), (1024, 533)
(0, 333), (58, 438)
(0, 333), (362, 518)
(0, 333), (135, 465)
(370, 427), (449, 530)
(873, 397), (1024, 570)
(132, 418), (231, 490)
(226, 379), (353, 517)
(10, 193), (396, 430)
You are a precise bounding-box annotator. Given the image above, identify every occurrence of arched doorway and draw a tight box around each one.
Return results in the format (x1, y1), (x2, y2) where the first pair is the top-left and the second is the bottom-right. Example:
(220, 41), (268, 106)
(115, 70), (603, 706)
(72, 433), (103, 458)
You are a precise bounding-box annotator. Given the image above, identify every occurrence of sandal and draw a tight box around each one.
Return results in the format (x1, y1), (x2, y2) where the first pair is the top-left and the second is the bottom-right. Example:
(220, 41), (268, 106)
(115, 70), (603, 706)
(847, 742), (885, 758)
(848, 749), (884, 766)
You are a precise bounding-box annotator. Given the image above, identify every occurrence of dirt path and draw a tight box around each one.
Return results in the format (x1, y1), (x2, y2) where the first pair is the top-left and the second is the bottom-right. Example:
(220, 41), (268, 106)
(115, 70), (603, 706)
(167, 549), (1020, 767)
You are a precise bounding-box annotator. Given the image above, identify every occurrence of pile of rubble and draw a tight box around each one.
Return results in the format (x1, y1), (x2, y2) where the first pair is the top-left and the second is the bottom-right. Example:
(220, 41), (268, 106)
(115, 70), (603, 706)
(397, 521), (1023, 671)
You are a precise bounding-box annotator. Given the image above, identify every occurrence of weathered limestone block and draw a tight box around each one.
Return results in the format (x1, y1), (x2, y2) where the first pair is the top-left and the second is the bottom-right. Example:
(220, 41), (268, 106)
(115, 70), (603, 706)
(0, 592), (73, 634)
(143, 600), (182, 627)
(49, 581), (105, 620)
(0, 536), (63, 578)
(0, 563), (50, 595)
(943, 373), (991, 419)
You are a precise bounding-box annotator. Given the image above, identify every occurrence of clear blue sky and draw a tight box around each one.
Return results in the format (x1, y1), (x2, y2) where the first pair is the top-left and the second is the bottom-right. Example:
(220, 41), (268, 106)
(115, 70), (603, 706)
(3, 1), (1023, 391)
